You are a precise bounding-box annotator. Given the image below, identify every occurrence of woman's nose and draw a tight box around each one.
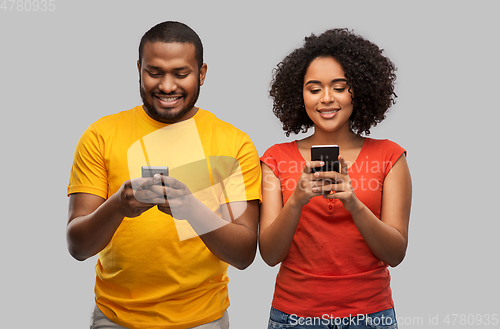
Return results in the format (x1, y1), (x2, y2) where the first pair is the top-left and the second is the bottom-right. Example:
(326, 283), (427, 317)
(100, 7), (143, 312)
(321, 88), (334, 104)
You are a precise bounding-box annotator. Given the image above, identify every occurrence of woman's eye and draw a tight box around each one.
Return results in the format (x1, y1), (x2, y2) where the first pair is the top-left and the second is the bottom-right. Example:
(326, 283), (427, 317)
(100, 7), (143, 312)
(334, 88), (346, 92)
(310, 89), (321, 94)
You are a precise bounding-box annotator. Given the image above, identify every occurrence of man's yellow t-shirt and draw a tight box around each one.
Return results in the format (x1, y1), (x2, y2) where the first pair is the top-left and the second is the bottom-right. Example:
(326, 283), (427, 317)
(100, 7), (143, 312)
(68, 106), (261, 328)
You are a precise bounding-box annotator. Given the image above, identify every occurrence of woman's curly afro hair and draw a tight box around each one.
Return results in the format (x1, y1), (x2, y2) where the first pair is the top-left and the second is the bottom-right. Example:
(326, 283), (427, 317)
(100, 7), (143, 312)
(270, 28), (397, 136)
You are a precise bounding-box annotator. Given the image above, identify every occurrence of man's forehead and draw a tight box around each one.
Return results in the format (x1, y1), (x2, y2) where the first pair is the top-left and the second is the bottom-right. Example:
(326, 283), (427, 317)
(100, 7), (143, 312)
(141, 41), (196, 65)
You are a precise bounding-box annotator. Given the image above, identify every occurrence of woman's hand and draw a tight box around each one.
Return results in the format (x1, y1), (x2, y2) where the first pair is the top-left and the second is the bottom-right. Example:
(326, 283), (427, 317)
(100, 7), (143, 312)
(319, 154), (412, 267)
(289, 160), (334, 207)
(293, 157), (360, 211)
(319, 155), (362, 213)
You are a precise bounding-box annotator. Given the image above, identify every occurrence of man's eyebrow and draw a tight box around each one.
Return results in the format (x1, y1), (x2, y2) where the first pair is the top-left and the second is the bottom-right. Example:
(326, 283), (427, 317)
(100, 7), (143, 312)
(304, 78), (348, 86)
(144, 64), (161, 70)
(172, 66), (191, 71)
(144, 65), (192, 71)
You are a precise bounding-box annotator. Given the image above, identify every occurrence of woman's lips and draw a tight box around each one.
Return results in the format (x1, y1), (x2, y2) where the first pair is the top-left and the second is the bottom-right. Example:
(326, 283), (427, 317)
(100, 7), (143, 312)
(318, 108), (339, 119)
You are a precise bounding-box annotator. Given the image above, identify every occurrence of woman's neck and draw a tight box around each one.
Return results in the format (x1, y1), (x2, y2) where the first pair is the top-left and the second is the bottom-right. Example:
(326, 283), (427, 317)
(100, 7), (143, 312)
(300, 126), (364, 151)
(296, 126), (365, 165)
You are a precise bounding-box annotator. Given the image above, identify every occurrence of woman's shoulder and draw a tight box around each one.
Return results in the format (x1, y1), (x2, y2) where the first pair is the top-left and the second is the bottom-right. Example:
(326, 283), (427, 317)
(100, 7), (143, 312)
(364, 137), (406, 153)
(362, 138), (407, 174)
(262, 141), (298, 157)
(261, 141), (305, 177)
(260, 141), (302, 171)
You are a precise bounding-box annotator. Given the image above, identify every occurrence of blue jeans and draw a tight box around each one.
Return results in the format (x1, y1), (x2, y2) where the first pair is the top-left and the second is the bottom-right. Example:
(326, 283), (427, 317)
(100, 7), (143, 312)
(268, 307), (398, 329)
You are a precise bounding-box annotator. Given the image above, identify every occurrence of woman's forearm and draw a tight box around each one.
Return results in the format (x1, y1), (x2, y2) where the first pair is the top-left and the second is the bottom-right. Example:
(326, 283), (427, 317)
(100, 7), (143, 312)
(259, 195), (304, 267)
(349, 201), (407, 267)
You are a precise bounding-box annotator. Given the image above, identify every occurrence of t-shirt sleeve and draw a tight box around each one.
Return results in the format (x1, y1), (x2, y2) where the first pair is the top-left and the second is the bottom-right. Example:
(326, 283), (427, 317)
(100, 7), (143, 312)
(260, 145), (280, 178)
(237, 133), (262, 202)
(383, 140), (407, 176)
(216, 133), (262, 205)
(67, 124), (108, 199)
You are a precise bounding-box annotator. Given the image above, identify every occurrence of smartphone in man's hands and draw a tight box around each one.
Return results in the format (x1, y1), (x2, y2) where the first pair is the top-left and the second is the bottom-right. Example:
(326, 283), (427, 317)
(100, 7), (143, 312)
(141, 166), (169, 178)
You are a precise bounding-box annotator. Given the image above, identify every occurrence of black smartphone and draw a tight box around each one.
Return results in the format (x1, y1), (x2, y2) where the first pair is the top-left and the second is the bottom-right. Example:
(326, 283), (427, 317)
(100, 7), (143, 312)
(141, 166), (169, 178)
(310, 145), (340, 173)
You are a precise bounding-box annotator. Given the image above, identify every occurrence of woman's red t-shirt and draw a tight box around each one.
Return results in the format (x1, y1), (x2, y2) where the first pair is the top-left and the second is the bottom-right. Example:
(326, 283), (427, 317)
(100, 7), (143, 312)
(260, 138), (406, 318)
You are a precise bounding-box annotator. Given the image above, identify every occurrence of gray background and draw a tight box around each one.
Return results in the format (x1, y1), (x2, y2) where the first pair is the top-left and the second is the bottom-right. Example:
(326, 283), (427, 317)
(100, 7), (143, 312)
(1, 0), (498, 328)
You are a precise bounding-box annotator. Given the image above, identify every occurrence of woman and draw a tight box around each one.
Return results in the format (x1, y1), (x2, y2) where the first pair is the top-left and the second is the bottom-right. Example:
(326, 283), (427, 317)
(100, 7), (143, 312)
(259, 28), (412, 328)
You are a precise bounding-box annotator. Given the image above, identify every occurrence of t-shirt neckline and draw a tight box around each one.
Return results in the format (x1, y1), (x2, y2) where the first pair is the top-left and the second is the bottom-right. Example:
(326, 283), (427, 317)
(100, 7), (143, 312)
(291, 138), (369, 170)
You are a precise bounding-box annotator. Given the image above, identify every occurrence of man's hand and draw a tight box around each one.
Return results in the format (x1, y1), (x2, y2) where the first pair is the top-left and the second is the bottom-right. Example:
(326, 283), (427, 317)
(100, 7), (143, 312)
(67, 176), (164, 261)
(114, 177), (160, 217)
(143, 174), (259, 269)
(143, 174), (195, 218)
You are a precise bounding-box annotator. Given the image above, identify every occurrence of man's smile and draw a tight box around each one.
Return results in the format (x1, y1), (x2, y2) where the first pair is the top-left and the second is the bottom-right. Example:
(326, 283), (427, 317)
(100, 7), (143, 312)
(155, 94), (183, 107)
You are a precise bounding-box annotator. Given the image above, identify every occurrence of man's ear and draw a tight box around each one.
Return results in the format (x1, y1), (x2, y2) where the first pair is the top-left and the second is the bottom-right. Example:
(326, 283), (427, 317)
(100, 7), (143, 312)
(199, 63), (207, 86)
(137, 60), (142, 77)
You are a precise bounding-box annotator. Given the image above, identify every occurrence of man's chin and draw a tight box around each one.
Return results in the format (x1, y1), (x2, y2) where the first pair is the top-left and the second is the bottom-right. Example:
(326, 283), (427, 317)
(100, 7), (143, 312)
(144, 105), (195, 124)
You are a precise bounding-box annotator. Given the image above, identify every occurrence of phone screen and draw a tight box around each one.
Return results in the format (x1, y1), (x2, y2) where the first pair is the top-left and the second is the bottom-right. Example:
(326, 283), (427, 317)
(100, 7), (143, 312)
(141, 166), (169, 177)
(310, 145), (340, 173)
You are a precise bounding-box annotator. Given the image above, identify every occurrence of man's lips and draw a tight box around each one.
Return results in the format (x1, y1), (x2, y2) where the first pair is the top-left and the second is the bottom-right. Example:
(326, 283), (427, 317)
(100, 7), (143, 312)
(154, 94), (183, 107)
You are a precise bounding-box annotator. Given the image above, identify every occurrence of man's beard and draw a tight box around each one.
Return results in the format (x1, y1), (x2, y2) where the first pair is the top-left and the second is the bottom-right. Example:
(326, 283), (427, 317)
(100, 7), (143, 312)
(139, 79), (201, 124)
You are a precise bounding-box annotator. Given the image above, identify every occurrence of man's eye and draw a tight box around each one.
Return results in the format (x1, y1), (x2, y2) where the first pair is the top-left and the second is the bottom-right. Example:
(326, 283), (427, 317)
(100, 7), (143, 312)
(176, 73), (189, 79)
(147, 71), (161, 78)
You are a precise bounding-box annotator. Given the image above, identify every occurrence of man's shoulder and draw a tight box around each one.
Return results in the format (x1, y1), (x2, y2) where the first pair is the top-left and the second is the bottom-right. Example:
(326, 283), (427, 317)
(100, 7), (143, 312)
(91, 106), (139, 129)
(196, 109), (248, 138)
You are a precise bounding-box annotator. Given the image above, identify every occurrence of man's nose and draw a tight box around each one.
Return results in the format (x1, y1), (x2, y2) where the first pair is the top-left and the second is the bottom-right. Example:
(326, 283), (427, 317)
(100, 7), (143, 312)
(159, 75), (177, 93)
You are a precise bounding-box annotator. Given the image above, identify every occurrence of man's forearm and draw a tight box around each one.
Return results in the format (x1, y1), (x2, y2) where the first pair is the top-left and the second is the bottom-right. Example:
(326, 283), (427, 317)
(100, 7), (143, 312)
(67, 193), (125, 261)
(199, 221), (257, 270)
(179, 198), (259, 269)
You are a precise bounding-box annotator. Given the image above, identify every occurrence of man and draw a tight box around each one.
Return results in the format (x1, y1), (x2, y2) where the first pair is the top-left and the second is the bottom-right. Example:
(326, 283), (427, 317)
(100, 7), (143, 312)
(67, 21), (261, 329)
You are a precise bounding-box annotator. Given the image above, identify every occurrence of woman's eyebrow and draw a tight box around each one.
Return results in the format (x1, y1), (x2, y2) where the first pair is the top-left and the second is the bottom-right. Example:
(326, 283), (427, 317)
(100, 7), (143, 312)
(304, 80), (321, 86)
(304, 78), (348, 86)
